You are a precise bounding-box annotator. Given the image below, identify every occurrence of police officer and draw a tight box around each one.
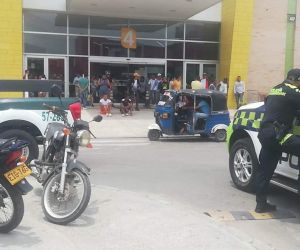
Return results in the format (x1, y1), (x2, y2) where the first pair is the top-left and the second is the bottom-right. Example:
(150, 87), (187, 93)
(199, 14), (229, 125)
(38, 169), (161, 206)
(255, 68), (300, 213)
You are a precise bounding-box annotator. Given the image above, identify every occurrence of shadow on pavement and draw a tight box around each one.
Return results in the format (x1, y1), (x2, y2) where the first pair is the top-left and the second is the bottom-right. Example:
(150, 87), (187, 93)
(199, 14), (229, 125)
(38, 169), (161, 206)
(0, 226), (41, 248)
(159, 136), (222, 143)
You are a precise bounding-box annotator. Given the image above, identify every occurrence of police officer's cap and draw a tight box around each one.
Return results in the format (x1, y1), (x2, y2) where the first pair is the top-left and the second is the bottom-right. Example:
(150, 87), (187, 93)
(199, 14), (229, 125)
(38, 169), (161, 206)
(287, 68), (300, 81)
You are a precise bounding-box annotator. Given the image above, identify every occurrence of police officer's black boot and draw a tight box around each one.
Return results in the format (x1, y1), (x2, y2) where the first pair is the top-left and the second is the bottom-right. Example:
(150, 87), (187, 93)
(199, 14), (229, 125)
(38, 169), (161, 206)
(255, 202), (276, 213)
(255, 194), (277, 213)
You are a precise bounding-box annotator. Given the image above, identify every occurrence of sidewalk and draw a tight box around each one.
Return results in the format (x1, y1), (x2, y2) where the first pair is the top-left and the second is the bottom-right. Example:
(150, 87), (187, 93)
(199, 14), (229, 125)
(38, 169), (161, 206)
(82, 106), (154, 138)
(82, 106), (237, 138)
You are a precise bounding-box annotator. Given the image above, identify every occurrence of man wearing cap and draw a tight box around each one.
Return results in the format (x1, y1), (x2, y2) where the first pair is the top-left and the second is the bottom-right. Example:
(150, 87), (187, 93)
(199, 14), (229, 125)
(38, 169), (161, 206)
(255, 68), (300, 213)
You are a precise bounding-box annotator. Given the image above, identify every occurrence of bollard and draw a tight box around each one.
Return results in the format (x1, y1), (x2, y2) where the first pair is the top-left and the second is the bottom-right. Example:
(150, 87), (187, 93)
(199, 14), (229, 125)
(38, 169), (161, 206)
(145, 90), (150, 108)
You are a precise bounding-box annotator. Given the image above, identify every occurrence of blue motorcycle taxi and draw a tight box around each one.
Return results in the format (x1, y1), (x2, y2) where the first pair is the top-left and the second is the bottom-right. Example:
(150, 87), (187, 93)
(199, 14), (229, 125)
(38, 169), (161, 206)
(147, 90), (230, 142)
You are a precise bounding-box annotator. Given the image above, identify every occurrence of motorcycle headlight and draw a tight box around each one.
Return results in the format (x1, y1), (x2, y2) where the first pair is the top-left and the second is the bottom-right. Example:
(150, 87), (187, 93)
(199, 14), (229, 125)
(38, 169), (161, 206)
(76, 130), (91, 146)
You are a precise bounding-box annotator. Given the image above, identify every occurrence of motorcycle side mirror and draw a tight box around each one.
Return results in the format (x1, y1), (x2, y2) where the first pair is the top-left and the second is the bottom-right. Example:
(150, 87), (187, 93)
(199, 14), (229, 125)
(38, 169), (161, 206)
(93, 115), (103, 122)
(49, 84), (63, 98)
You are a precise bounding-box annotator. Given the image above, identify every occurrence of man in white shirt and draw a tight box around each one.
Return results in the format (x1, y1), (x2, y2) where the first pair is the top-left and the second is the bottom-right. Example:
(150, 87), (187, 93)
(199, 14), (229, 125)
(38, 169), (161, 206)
(219, 78), (228, 94)
(148, 74), (158, 105)
(234, 76), (245, 108)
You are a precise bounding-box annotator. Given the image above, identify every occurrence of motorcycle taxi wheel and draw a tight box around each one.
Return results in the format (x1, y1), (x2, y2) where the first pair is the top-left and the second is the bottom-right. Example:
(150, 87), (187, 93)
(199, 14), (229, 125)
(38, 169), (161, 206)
(148, 129), (160, 141)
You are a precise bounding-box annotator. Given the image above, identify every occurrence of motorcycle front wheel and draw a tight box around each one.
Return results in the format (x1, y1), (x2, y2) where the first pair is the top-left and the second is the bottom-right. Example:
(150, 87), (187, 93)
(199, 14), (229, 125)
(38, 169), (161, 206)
(0, 177), (24, 233)
(42, 169), (91, 225)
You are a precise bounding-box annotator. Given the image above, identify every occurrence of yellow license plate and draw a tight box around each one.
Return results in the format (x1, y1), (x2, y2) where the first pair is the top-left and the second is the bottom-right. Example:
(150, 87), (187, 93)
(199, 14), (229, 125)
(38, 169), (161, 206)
(4, 164), (32, 185)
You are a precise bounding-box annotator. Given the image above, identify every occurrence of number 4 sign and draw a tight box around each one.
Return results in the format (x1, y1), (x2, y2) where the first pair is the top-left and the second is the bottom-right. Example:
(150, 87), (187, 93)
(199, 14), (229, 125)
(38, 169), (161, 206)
(121, 28), (137, 49)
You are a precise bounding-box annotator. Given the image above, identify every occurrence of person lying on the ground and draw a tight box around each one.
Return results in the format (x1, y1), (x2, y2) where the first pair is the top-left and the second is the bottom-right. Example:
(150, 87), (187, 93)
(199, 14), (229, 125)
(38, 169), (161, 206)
(120, 96), (133, 116)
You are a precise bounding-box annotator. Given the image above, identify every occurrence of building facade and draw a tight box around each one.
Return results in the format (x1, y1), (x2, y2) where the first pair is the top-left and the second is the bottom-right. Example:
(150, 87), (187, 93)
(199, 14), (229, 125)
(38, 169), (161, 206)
(1, 0), (300, 107)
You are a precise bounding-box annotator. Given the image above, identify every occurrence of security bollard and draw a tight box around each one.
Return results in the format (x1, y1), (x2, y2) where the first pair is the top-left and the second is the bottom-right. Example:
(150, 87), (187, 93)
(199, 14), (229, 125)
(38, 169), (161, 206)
(145, 90), (150, 108)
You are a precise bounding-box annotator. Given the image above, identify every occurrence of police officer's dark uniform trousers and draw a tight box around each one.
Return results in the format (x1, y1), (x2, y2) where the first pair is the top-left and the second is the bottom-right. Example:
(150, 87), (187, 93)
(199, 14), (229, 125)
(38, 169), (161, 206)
(255, 69), (300, 213)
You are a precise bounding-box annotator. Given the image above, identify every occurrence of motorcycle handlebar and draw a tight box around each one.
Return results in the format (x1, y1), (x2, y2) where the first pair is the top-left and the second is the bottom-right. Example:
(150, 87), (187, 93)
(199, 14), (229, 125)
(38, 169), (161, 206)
(43, 103), (68, 117)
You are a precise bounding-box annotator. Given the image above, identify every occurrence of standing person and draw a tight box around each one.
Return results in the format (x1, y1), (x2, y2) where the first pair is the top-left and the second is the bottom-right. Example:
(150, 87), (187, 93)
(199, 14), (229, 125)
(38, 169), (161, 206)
(201, 73), (209, 90)
(148, 75), (157, 105)
(191, 76), (201, 90)
(159, 76), (169, 96)
(78, 75), (89, 109)
(131, 73), (141, 111)
(155, 73), (163, 104)
(99, 94), (112, 117)
(255, 68), (300, 213)
(73, 74), (81, 98)
(171, 75), (181, 91)
(234, 76), (245, 108)
(219, 78), (228, 94)
(99, 74), (110, 99)
(23, 69), (30, 80)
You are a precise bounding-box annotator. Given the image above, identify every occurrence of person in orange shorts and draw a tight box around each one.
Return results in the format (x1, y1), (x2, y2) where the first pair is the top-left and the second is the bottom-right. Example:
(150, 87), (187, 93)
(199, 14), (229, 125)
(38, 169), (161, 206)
(99, 94), (112, 116)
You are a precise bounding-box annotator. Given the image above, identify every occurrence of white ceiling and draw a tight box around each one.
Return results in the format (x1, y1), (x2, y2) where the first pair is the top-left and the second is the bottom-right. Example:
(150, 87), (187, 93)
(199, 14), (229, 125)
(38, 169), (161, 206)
(66, 0), (221, 21)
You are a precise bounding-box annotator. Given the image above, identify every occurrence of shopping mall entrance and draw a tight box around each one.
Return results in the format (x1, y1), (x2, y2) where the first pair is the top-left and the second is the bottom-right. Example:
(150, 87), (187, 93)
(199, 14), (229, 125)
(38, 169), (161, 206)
(90, 58), (165, 102)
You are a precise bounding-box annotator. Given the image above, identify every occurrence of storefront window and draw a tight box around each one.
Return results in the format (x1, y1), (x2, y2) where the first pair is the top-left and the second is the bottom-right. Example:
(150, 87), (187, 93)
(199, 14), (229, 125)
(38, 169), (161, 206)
(90, 37), (128, 57)
(90, 16), (128, 37)
(129, 20), (166, 39)
(185, 42), (219, 60)
(167, 41), (184, 59)
(185, 21), (220, 41)
(24, 10), (67, 33)
(69, 15), (88, 35)
(130, 40), (165, 58)
(24, 34), (67, 54)
(167, 61), (183, 80)
(167, 22), (184, 40)
(69, 36), (88, 55)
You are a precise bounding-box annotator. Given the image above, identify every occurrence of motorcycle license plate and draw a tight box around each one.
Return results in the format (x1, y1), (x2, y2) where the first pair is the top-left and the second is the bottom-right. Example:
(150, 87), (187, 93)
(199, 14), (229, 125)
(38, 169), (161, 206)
(4, 164), (32, 185)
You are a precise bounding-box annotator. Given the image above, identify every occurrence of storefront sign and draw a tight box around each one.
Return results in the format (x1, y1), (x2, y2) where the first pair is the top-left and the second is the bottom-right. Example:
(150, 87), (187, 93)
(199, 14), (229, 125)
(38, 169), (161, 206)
(121, 28), (136, 49)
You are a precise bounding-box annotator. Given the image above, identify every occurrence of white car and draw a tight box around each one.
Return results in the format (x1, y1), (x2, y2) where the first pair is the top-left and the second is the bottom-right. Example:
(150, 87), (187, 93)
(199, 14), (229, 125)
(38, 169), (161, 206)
(227, 102), (300, 193)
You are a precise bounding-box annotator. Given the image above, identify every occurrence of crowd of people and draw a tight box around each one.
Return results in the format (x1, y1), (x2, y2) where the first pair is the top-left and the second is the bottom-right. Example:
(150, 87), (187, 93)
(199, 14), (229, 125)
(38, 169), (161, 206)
(22, 68), (245, 112)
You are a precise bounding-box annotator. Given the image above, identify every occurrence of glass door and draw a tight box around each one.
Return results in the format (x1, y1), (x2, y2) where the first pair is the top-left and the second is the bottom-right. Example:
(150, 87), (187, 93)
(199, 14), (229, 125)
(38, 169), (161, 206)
(184, 62), (218, 89)
(26, 57), (45, 79)
(48, 57), (67, 96)
(185, 63), (200, 89)
(25, 56), (68, 96)
(203, 64), (217, 84)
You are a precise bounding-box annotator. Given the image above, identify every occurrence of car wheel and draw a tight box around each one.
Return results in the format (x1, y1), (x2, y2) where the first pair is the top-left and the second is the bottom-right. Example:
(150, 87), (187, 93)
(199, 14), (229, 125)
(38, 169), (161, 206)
(229, 138), (258, 192)
(148, 129), (160, 141)
(215, 129), (227, 142)
(0, 129), (39, 163)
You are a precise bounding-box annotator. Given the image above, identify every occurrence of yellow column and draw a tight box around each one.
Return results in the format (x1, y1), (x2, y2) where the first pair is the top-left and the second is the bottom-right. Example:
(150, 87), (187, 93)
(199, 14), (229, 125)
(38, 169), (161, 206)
(220, 0), (254, 108)
(0, 0), (23, 98)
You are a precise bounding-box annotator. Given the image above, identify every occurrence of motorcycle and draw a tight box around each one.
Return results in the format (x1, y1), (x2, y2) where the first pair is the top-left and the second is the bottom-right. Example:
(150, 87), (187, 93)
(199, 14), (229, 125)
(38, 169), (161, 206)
(30, 85), (102, 225)
(0, 138), (33, 233)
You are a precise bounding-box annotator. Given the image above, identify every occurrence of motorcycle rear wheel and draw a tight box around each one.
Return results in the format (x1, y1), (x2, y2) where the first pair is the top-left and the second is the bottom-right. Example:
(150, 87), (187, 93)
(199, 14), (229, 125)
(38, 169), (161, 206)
(0, 177), (24, 233)
(42, 169), (91, 225)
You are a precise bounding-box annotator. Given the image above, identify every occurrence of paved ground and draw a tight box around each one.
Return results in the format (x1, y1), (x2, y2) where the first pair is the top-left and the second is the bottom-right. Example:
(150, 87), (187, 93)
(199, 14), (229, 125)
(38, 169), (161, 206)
(1, 108), (300, 250)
